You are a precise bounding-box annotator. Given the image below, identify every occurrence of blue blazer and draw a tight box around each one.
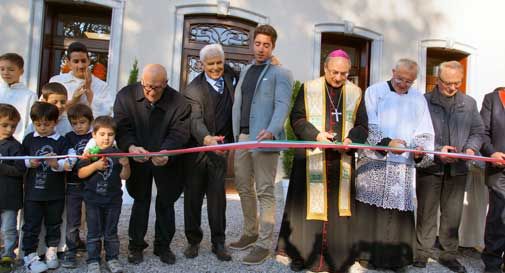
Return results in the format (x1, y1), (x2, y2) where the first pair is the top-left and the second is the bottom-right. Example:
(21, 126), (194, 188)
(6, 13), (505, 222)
(232, 59), (293, 143)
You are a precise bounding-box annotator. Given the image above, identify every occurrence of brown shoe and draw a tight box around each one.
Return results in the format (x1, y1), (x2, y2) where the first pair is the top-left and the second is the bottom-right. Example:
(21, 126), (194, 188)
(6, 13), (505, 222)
(241, 246), (270, 265)
(229, 235), (258, 250)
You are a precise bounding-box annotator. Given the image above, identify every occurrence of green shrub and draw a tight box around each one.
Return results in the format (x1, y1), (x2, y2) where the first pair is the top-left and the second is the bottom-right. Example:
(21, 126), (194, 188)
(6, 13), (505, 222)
(127, 58), (139, 85)
(281, 80), (302, 178)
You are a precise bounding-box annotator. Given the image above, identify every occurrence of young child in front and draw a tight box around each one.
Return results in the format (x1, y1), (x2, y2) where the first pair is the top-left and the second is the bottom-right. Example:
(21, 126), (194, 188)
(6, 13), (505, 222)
(22, 102), (68, 273)
(0, 104), (26, 272)
(77, 116), (130, 273)
(0, 53), (37, 141)
(62, 103), (94, 268)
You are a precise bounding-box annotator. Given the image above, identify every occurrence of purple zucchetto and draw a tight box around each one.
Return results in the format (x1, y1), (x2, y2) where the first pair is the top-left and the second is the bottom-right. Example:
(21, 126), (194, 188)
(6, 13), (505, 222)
(328, 49), (350, 60)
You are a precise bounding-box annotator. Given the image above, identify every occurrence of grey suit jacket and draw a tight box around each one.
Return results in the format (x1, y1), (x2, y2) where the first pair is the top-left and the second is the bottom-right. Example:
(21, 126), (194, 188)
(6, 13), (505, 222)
(232, 59), (293, 142)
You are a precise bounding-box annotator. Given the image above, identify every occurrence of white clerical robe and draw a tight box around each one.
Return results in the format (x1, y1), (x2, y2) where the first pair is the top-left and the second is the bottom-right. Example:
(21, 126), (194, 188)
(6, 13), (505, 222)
(356, 81), (435, 211)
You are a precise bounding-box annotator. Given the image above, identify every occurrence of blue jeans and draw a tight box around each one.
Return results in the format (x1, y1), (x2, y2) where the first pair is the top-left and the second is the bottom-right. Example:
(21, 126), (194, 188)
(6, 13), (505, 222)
(85, 202), (121, 263)
(1, 210), (18, 258)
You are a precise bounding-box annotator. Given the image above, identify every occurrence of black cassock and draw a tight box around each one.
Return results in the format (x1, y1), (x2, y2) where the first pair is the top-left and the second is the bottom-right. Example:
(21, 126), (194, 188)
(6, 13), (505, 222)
(276, 83), (368, 273)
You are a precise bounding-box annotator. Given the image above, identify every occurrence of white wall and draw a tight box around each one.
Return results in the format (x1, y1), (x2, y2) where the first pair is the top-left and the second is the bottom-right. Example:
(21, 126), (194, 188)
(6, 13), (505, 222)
(2, 0), (504, 107)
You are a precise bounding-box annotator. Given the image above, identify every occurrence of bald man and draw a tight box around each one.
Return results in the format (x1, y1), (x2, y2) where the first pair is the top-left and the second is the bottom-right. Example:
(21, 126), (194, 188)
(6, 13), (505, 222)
(113, 64), (191, 265)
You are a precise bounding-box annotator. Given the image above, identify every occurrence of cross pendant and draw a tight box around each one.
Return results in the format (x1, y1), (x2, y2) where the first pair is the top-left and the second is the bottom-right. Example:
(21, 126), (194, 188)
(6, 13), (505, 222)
(332, 110), (342, 123)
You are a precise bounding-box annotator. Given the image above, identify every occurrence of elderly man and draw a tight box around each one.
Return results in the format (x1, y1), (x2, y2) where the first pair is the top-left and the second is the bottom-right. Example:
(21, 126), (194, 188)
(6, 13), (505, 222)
(276, 49), (368, 273)
(415, 61), (484, 273)
(181, 44), (238, 261)
(480, 87), (505, 273)
(114, 64), (190, 265)
(229, 24), (293, 265)
(354, 59), (434, 271)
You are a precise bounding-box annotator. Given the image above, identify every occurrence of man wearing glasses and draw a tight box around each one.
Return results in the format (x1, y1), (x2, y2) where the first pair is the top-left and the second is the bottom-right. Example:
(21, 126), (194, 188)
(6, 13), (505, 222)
(113, 64), (191, 265)
(353, 59), (434, 271)
(415, 61), (484, 273)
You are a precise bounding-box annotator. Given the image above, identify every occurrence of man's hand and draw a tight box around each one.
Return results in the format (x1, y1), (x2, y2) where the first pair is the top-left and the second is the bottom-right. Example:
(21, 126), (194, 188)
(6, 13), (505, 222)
(465, 148), (475, 156)
(491, 152), (505, 168)
(388, 139), (407, 155)
(151, 155), (169, 166)
(119, 157), (130, 167)
(413, 146), (425, 160)
(129, 145), (150, 163)
(439, 145), (457, 164)
(203, 135), (226, 156)
(335, 137), (352, 153)
(316, 132), (334, 143)
(256, 129), (273, 141)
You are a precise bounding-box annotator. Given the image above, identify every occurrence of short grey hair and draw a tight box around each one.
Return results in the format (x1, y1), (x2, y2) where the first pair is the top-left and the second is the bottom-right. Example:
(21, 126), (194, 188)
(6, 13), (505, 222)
(395, 58), (419, 75)
(199, 44), (225, 62)
(438, 61), (463, 77)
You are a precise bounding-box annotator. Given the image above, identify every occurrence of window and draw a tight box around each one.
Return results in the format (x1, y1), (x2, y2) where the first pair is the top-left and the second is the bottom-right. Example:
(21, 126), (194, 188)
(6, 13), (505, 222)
(39, 2), (112, 93)
(425, 48), (469, 93)
(181, 15), (257, 88)
(320, 33), (371, 91)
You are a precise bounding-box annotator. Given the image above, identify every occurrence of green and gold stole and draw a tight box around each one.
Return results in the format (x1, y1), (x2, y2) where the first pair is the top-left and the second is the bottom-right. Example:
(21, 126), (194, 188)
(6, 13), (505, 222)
(304, 77), (362, 220)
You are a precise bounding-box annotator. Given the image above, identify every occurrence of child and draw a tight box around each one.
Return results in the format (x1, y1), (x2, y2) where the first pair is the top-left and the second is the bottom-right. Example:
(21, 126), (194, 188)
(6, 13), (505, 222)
(62, 103), (93, 268)
(0, 53), (37, 141)
(22, 102), (68, 273)
(0, 104), (26, 272)
(77, 116), (130, 273)
(40, 82), (73, 135)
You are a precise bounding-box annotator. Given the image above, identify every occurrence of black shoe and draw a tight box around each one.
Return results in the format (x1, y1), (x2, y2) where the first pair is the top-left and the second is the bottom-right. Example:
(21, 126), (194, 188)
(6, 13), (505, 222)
(76, 239), (87, 253)
(289, 259), (304, 272)
(483, 267), (501, 273)
(413, 259), (427, 268)
(439, 258), (467, 273)
(128, 249), (143, 265)
(183, 244), (199, 259)
(159, 249), (176, 265)
(212, 244), (231, 261)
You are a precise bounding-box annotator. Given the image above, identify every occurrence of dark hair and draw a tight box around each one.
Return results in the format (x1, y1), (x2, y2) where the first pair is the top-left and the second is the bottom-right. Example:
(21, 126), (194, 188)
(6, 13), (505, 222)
(41, 82), (68, 100)
(92, 116), (117, 133)
(30, 102), (59, 122)
(253, 24), (278, 47)
(0, 103), (21, 122)
(0, 53), (24, 69)
(66, 42), (89, 60)
(67, 103), (93, 122)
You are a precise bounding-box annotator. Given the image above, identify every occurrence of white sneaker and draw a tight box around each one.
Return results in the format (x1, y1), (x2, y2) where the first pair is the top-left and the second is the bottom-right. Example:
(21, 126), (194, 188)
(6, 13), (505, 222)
(87, 262), (101, 273)
(45, 246), (59, 269)
(23, 252), (49, 273)
(106, 259), (123, 273)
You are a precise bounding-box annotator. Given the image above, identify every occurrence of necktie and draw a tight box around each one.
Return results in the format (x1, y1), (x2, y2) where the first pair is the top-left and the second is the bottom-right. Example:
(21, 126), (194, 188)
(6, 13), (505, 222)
(214, 78), (224, 94)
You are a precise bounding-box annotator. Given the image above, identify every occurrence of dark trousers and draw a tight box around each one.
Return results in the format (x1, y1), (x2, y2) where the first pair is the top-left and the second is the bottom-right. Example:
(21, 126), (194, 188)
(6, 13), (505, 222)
(22, 199), (65, 254)
(415, 173), (466, 260)
(127, 163), (183, 252)
(65, 184), (84, 257)
(482, 172), (505, 270)
(85, 201), (121, 263)
(184, 153), (227, 246)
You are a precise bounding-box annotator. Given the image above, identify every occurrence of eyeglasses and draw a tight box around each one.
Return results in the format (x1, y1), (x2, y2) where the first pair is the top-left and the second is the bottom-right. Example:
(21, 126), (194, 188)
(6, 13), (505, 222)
(141, 81), (166, 92)
(392, 77), (415, 85)
(438, 78), (462, 88)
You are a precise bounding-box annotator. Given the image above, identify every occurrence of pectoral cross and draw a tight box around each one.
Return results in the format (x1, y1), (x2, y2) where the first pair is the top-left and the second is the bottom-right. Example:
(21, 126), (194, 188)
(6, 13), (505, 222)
(332, 110), (342, 123)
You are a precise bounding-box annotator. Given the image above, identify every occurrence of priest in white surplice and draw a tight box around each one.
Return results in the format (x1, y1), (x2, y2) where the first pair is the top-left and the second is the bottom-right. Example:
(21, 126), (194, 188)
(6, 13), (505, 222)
(354, 59), (435, 270)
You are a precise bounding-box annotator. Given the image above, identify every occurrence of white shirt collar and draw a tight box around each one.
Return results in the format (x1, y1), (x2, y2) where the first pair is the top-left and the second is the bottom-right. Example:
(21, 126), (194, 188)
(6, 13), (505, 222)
(33, 131), (61, 140)
(204, 73), (223, 92)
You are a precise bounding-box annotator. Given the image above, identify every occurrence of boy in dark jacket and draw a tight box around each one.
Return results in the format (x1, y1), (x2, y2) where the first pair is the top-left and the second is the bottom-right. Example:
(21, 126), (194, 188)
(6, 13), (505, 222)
(0, 104), (26, 272)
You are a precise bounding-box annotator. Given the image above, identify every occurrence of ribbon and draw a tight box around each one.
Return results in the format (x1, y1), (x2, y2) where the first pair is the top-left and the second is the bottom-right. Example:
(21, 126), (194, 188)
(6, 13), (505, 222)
(2, 140), (504, 164)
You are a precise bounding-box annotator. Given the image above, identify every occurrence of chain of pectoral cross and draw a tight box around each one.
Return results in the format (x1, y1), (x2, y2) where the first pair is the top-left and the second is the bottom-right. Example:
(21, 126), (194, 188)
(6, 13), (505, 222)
(325, 84), (343, 123)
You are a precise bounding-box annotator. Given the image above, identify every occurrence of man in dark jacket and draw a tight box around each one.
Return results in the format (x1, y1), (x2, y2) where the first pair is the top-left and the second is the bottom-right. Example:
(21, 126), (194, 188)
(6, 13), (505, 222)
(114, 64), (190, 265)
(181, 44), (237, 262)
(480, 87), (505, 273)
(415, 61), (484, 273)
